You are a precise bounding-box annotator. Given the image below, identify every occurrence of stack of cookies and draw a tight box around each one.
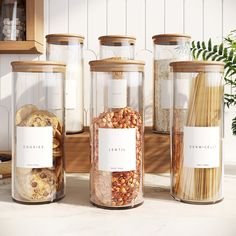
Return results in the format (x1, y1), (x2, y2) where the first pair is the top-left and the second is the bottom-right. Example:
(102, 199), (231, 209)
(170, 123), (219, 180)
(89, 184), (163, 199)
(15, 104), (64, 202)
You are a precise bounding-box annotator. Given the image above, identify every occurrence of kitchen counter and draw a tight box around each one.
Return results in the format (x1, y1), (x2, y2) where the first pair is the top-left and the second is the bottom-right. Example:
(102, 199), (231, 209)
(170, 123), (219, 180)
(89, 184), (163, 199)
(0, 168), (236, 236)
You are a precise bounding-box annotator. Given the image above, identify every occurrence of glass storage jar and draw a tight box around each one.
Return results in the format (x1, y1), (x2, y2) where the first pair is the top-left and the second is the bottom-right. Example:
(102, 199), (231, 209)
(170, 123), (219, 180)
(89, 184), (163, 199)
(11, 61), (66, 204)
(152, 34), (191, 134)
(0, 0), (26, 41)
(170, 61), (224, 204)
(99, 35), (136, 59)
(89, 59), (145, 209)
(46, 34), (84, 134)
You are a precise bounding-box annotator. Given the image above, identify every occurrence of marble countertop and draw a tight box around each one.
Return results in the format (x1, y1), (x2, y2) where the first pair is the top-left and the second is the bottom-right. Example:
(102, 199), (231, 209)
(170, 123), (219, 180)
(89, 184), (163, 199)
(1, 168), (236, 236)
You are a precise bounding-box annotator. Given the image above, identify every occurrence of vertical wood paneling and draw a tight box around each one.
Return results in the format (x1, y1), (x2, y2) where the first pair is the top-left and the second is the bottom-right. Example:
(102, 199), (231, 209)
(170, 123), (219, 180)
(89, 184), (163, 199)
(0, 54), (19, 150)
(146, 0), (165, 50)
(204, 0), (223, 43)
(49, 0), (69, 33)
(107, 0), (126, 35)
(127, 0), (145, 50)
(184, 0), (203, 40)
(223, 0), (236, 36)
(69, 0), (87, 44)
(165, 0), (184, 33)
(87, 0), (106, 53)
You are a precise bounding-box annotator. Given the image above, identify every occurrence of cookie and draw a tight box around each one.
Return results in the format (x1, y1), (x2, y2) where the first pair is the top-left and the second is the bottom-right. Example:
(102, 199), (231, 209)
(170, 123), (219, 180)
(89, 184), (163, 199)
(24, 110), (59, 135)
(16, 168), (56, 201)
(16, 104), (38, 126)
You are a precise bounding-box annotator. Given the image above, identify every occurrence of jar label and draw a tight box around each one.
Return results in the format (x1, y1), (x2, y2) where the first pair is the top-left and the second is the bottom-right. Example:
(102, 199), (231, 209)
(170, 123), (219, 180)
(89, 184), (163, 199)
(108, 79), (127, 108)
(98, 128), (136, 171)
(183, 126), (220, 168)
(65, 79), (77, 109)
(16, 127), (53, 168)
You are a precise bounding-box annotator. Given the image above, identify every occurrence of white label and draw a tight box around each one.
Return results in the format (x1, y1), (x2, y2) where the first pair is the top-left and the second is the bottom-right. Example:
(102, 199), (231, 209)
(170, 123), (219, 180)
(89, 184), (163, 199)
(98, 128), (136, 172)
(175, 79), (190, 109)
(184, 126), (220, 168)
(108, 79), (127, 108)
(16, 127), (53, 168)
(160, 79), (171, 109)
(65, 79), (77, 109)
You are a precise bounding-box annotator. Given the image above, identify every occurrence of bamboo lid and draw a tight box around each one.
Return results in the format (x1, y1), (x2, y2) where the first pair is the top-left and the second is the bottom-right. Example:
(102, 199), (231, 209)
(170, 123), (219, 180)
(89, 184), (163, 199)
(170, 61), (225, 73)
(89, 58), (145, 72)
(152, 34), (191, 45)
(99, 35), (136, 46)
(46, 34), (84, 45)
(11, 61), (66, 73)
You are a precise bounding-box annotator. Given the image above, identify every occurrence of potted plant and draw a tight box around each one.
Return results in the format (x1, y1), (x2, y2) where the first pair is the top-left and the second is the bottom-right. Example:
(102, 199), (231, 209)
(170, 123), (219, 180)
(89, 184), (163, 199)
(191, 30), (236, 134)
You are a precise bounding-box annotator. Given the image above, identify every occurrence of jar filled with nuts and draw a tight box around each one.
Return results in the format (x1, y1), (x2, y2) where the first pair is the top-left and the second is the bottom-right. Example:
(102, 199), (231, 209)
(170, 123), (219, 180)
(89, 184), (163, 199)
(152, 34), (191, 134)
(89, 58), (145, 209)
(0, 0), (26, 41)
(46, 34), (84, 134)
(11, 61), (66, 204)
(99, 35), (136, 59)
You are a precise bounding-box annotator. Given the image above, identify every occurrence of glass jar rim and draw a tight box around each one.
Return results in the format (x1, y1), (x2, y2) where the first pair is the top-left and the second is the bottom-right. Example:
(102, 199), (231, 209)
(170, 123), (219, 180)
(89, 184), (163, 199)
(11, 61), (66, 73)
(46, 34), (84, 45)
(152, 34), (191, 45)
(170, 60), (224, 73)
(99, 35), (136, 46)
(89, 58), (145, 72)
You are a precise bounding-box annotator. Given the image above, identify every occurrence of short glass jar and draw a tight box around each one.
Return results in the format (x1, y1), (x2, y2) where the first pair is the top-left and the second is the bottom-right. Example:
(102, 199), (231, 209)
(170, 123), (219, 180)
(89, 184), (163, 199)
(46, 34), (84, 133)
(170, 61), (224, 204)
(11, 61), (66, 204)
(99, 35), (136, 59)
(152, 34), (191, 134)
(89, 59), (144, 209)
(0, 0), (26, 41)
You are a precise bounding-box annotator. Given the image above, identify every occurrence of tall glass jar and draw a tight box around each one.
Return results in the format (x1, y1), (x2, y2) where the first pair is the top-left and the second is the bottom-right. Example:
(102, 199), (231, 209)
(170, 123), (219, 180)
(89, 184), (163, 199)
(0, 0), (26, 41)
(46, 34), (84, 134)
(152, 34), (191, 134)
(11, 61), (66, 204)
(89, 59), (144, 209)
(170, 61), (224, 204)
(99, 35), (136, 59)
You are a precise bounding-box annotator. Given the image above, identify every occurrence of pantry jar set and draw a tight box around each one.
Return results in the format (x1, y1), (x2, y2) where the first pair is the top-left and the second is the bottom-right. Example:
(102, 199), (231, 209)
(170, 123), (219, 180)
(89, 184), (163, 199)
(11, 34), (224, 207)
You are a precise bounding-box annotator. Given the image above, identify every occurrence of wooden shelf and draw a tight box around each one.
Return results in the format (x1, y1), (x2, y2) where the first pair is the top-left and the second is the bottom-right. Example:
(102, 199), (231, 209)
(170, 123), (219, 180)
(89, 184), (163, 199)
(65, 127), (170, 173)
(0, 0), (44, 54)
(0, 41), (43, 54)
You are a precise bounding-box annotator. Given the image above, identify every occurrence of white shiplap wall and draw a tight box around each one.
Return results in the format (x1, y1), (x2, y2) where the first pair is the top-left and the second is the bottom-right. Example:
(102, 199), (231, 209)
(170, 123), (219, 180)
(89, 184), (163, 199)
(0, 0), (236, 164)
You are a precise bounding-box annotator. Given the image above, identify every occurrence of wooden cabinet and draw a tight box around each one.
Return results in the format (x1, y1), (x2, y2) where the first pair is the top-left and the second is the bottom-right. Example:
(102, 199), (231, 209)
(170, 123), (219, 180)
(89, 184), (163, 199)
(0, 0), (44, 54)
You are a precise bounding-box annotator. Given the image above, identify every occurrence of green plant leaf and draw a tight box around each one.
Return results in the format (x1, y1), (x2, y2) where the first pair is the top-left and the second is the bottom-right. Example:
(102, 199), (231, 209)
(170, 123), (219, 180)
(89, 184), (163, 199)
(211, 54), (218, 61)
(223, 48), (228, 58)
(196, 49), (203, 58)
(218, 43), (223, 55)
(202, 41), (206, 50)
(202, 50), (208, 60)
(213, 45), (218, 53)
(197, 41), (201, 49)
(208, 38), (212, 51)
(205, 51), (215, 60)
(228, 49), (234, 61)
(232, 117), (236, 135)
(233, 55), (236, 64)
